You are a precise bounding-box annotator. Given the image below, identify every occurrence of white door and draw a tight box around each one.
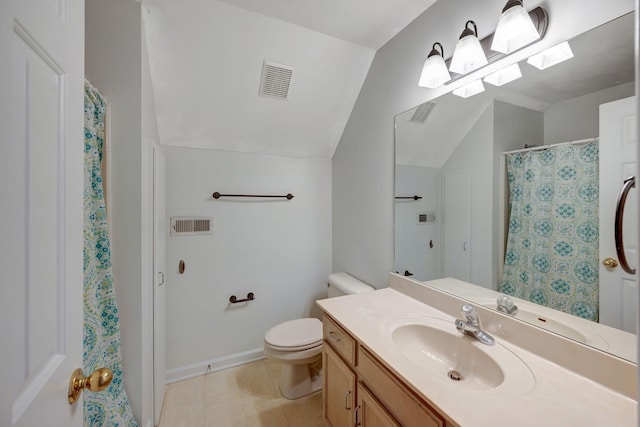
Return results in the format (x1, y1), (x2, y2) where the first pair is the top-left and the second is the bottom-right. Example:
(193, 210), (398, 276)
(153, 148), (167, 425)
(0, 0), (85, 426)
(599, 96), (637, 333)
(443, 171), (471, 281)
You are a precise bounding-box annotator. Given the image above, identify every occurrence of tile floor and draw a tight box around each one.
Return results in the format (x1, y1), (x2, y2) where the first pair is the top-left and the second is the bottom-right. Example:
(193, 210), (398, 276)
(159, 359), (325, 426)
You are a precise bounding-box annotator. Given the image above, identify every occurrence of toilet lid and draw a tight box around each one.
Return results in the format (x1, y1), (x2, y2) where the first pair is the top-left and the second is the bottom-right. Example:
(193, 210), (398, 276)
(265, 318), (323, 349)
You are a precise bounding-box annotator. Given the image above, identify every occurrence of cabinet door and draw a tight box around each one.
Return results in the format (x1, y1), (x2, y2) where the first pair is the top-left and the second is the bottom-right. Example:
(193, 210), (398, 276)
(356, 383), (401, 427)
(357, 347), (445, 427)
(323, 344), (356, 427)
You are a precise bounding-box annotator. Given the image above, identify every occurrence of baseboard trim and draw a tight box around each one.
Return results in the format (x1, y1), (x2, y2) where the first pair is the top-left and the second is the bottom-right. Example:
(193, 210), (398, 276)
(165, 348), (266, 384)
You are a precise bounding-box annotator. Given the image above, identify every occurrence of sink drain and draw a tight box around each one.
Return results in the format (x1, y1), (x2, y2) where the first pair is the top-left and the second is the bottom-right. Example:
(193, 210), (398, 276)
(447, 370), (463, 381)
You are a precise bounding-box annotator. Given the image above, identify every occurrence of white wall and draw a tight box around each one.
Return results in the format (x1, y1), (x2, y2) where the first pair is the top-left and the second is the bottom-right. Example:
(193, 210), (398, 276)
(494, 101), (544, 154)
(394, 166), (441, 280)
(544, 81), (635, 144)
(441, 101), (542, 289)
(85, 1), (155, 425)
(164, 147), (331, 381)
(394, 103), (541, 287)
(332, 0), (634, 288)
(442, 105), (494, 287)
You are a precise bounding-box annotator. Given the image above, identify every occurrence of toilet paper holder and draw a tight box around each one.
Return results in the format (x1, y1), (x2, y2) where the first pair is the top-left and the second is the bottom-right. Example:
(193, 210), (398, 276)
(229, 292), (255, 304)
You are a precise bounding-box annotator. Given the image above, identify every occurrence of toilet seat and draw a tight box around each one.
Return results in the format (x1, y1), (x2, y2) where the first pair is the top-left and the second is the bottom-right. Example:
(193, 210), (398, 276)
(265, 340), (322, 352)
(264, 318), (322, 350)
(263, 341), (323, 363)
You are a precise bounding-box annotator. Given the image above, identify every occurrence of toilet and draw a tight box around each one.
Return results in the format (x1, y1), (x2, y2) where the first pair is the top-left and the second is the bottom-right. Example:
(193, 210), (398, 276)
(263, 272), (374, 399)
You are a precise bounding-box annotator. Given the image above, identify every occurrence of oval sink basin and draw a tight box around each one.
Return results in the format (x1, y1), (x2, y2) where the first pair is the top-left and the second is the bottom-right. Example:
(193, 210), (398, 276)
(477, 299), (608, 350)
(392, 323), (504, 390)
(513, 309), (587, 342)
(384, 315), (536, 396)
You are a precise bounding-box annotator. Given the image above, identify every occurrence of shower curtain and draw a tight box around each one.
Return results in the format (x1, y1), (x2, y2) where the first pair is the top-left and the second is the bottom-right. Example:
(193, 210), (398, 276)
(84, 81), (138, 427)
(499, 140), (600, 321)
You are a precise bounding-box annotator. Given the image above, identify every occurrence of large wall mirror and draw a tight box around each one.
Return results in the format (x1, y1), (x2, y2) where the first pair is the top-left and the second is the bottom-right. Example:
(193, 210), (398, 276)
(394, 12), (636, 362)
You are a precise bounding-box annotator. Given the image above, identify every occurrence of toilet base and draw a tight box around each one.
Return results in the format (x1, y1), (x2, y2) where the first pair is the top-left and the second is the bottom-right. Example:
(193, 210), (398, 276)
(279, 361), (323, 400)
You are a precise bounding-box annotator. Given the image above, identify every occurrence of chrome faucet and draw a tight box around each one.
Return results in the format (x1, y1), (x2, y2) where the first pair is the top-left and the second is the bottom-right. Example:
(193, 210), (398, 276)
(497, 295), (518, 315)
(455, 304), (495, 346)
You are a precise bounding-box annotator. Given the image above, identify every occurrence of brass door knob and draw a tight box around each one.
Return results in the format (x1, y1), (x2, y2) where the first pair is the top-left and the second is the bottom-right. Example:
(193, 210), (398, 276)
(68, 367), (113, 404)
(602, 258), (619, 269)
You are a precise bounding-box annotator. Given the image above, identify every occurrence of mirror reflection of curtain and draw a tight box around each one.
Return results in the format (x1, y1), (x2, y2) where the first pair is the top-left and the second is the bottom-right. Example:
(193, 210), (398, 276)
(84, 81), (138, 426)
(500, 141), (599, 321)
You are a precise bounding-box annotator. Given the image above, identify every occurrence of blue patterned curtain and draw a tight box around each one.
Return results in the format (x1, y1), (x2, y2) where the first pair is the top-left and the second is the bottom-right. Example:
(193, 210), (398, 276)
(84, 81), (138, 427)
(499, 141), (599, 321)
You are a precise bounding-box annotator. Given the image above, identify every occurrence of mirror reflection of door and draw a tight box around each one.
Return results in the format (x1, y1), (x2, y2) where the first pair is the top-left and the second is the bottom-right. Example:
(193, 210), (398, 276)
(443, 171), (471, 281)
(599, 96), (638, 333)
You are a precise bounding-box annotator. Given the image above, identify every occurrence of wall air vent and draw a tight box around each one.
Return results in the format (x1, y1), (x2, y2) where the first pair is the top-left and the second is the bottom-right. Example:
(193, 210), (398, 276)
(409, 102), (436, 123)
(259, 61), (294, 100)
(170, 216), (213, 236)
(418, 212), (436, 224)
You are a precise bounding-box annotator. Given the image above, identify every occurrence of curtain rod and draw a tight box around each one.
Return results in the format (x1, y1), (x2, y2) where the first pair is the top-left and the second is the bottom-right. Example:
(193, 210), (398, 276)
(502, 137), (597, 155)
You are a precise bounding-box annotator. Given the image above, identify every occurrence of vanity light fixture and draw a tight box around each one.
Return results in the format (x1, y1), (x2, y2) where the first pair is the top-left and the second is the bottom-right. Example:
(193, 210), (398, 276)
(527, 41), (574, 70)
(491, 0), (540, 54)
(417, 7), (547, 88)
(483, 63), (522, 86)
(449, 21), (488, 75)
(452, 79), (485, 98)
(418, 42), (452, 88)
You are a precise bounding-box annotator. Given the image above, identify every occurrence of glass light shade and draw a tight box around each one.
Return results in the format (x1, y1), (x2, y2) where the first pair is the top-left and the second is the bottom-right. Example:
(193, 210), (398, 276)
(527, 41), (574, 70)
(449, 35), (488, 75)
(491, 5), (540, 54)
(418, 54), (452, 88)
(483, 63), (522, 86)
(452, 80), (485, 98)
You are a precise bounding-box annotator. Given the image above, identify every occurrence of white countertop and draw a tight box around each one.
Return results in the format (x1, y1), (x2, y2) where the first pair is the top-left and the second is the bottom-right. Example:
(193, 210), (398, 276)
(317, 287), (637, 427)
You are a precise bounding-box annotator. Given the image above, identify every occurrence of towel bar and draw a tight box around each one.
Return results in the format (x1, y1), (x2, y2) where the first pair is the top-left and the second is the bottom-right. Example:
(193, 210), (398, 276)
(395, 195), (422, 200)
(229, 292), (255, 304)
(213, 192), (294, 200)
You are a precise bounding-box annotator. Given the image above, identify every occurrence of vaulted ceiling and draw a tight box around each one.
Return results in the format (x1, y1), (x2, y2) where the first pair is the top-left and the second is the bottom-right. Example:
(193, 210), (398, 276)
(142, 0), (437, 158)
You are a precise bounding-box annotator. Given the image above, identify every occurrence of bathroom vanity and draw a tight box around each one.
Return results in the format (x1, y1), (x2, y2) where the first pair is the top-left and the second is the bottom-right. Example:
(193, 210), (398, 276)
(317, 274), (637, 426)
(323, 314), (451, 426)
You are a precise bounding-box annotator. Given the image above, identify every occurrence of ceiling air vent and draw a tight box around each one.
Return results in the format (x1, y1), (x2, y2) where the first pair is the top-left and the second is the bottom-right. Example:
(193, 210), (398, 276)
(409, 102), (436, 123)
(259, 61), (294, 100)
(170, 216), (213, 236)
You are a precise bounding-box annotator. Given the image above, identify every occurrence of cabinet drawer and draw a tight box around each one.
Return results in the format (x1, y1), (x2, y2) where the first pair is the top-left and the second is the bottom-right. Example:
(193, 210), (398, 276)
(357, 346), (445, 427)
(323, 315), (356, 365)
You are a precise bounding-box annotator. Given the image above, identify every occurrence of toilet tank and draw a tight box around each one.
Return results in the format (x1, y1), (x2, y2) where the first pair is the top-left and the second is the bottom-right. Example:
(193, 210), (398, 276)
(328, 272), (374, 298)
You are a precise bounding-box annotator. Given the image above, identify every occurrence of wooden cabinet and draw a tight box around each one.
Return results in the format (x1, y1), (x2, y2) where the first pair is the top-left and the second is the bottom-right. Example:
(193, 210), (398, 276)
(323, 342), (356, 427)
(356, 383), (401, 427)
(322, 314), (454, 427)
(357, 347), (445, 427)
(323, 314), (356, 364)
